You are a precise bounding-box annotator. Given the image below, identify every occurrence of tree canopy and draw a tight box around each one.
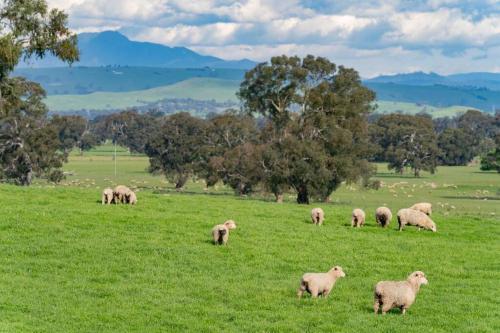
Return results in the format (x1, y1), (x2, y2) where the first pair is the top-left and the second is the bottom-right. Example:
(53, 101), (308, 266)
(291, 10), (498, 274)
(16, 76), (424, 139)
(0, 0), (78, 185)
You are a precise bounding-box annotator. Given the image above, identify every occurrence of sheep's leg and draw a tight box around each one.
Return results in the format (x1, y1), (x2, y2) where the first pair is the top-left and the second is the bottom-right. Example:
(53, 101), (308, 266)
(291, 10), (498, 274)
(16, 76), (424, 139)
(381, 302), (392, 315)
(310, 286), (319, 298)
(373, 300), (381, 314)
(401, 307), (406, 315)
(323, 288), (332, 298)
(297, 283), (306, 299)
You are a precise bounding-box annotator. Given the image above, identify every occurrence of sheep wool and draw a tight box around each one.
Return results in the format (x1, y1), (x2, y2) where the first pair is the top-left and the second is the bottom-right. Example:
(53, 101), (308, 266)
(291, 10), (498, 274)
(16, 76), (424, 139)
(410, 202), (432, 216)
(374, 271), (429, 315)
(351, 208), (366, 227)
(212, 220), (237, 245)
(397, 208), (437, 232)
(375, 207), (392, 227)
(297, 266), (346, 299)
(311, 208), (325, 225)
(101, 188), (114, 205)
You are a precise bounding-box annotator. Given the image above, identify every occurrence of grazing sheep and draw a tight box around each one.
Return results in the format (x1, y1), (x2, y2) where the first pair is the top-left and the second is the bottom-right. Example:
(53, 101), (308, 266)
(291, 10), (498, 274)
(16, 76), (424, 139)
(397, 208), (437, 232)
(101, 188), (114, 205)
(212, 220), (237, 245)
(311, 208), (325, 225)
(297, 266), (346, 299)
(374, 271), (429, 315)
(113, 185), (131, 204)
(125, 190), (137, 205)
(351, 208), (366, 227)
(410, 202), (432, 216)
(375, 207), (392, 227)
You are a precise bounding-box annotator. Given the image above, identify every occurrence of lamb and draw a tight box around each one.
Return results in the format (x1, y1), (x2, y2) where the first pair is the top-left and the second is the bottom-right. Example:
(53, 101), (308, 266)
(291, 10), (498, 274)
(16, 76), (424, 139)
(212, 220), (237, 245)
(113, 185), (131, 204)
(125, 190), (137, 205)
(375, 207), (392, 227)
(410, 202), (432, 216)
(397, 208), (437, 232)
(101, 188), (114, 205)
(297, 266), (346, 299)
(351, 208), (366, 227)
(374, 271), (429, 315)
(311, 208), (325, 225)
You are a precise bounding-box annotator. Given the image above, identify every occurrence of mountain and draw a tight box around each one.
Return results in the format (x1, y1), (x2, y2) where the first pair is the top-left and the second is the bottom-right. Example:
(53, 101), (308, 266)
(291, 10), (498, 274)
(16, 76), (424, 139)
(19, 31), (256, 69)
(364, 82), (500, 112)
(366, 71), (500, 91)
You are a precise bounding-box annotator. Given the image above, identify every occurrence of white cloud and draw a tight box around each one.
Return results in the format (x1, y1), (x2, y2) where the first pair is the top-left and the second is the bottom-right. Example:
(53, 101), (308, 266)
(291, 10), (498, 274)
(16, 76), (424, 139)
(45, 0), (500, 75)
(385, 8), (500, 46)
(134, 22), (243, 46)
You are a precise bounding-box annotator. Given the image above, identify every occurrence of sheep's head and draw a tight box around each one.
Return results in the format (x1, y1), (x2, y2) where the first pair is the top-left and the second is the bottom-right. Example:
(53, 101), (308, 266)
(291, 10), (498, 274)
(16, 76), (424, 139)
(430, 222), (437, 232)
(330, 266), (346, 278)
(409, 271), (428, 286)
(224, 220), (237, 230)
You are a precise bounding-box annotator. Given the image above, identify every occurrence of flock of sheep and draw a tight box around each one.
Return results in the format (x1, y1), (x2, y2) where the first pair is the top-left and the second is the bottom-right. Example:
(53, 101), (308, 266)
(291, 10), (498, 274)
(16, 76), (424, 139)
(101, 185), (137, 205)
(213, 201), (436, 315)
(100, 186), (435, 315)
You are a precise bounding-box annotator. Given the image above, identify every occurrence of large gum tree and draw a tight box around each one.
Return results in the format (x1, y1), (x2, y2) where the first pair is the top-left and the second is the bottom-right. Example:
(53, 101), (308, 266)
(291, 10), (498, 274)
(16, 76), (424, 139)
(0, 0), (78, 185)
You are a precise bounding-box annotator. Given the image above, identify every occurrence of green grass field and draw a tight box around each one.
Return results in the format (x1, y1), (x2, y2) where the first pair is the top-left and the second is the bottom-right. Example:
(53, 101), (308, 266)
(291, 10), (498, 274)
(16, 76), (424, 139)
(375, 101), (473, 118)
(0, 146), (499, 332)
(45, 78), (241, 111)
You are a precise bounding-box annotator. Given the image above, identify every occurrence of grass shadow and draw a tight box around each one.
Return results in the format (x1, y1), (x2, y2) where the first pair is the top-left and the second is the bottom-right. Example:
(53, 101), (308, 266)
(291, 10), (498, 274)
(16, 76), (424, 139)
(440, 195), (500, 201)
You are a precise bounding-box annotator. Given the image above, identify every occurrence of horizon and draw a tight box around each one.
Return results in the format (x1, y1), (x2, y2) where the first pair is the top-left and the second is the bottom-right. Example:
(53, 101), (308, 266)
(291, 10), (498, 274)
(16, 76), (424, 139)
(46, 0), (500, 77)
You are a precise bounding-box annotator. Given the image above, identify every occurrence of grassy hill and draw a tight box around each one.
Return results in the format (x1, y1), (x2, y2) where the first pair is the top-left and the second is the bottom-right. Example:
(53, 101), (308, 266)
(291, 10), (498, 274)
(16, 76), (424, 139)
(14, 66), (246, 95)
(374, 101), (473, 117)
(45, 78), (241, 111)
(366, 82), (500, 112)
(0, 147), (498, 332)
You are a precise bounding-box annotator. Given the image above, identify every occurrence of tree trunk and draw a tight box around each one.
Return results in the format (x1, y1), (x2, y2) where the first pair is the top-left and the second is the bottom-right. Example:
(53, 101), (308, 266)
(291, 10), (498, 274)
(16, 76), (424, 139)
(414, 168), (420, 177)
(275, 193), (284, 203)
(296, 186), (309, 204)
(175, 174), (188, 190)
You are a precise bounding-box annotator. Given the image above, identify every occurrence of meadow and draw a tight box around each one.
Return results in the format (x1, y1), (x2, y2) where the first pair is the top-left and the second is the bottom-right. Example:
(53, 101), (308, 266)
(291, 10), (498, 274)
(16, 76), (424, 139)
(0, 146), (498, 332)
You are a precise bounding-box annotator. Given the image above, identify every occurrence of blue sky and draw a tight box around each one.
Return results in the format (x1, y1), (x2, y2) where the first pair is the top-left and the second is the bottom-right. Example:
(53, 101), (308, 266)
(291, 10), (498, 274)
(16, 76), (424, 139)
(47, 0), (500, 77)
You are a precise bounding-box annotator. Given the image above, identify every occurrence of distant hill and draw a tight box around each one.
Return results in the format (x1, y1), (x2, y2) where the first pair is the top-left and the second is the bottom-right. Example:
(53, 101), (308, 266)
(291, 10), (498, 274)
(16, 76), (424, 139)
(366, 71), (500, 91)
(364, 82), (500, 112)
(14, 67), (246, 95)
(44, 78), (241, 112)
(19, 31), (256, 69)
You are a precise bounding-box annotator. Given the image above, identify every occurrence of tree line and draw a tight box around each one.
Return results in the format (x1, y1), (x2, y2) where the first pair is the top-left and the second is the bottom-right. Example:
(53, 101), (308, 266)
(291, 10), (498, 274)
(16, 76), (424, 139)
(1, 1), (498, 202)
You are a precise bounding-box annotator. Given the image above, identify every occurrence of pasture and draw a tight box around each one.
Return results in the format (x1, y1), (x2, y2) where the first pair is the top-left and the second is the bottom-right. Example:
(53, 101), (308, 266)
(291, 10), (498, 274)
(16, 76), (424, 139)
(0, 146), (498, 332)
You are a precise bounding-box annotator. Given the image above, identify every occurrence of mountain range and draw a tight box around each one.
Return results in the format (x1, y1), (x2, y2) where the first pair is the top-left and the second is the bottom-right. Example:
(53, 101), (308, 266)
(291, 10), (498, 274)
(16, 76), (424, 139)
(366, 71), (500, 91)
(19, 31), (256, 69)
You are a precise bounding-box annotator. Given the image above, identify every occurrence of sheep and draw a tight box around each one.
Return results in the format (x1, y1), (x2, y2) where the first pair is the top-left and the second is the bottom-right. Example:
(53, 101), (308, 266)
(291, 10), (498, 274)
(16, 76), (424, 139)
(125, 190), (137, 205)
(397, 208), (437, 232)
(351, 208), (366, 227)
(101, 188), (114, 205)
(311, 208), (325, 225)
(374, 271), (429, 315)
(297, 266), (346, 299)
(212, 220), (237, 245)
(410, 202), (432, 216)
(113, 185), (131, 204)
(375, 207), (392, 227)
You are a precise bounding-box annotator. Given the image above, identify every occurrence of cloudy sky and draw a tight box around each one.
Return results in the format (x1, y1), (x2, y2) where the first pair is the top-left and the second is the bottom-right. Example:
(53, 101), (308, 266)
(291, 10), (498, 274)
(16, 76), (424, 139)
(47, 0), (500, 77)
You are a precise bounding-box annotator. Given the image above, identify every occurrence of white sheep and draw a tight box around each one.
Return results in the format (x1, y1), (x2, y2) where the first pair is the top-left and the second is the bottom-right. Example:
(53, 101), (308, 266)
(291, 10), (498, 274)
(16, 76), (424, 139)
(374, 271), (429, 315)
(297, 266), (346, 298)
(311, 208), (325, 225)
(211, 220), (237, 245)
(101, 188), (114, 204)
(397, 208), (437, 232)
(126, 190), (137, 205)
(351, 208), (366, 227)
(375, 207), (392, 227)
(410, 202), (432, 216)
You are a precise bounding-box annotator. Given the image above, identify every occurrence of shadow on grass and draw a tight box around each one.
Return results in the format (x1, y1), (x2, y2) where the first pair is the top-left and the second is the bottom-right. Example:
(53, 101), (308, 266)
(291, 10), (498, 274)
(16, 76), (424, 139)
(440, 195), (500, 201)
